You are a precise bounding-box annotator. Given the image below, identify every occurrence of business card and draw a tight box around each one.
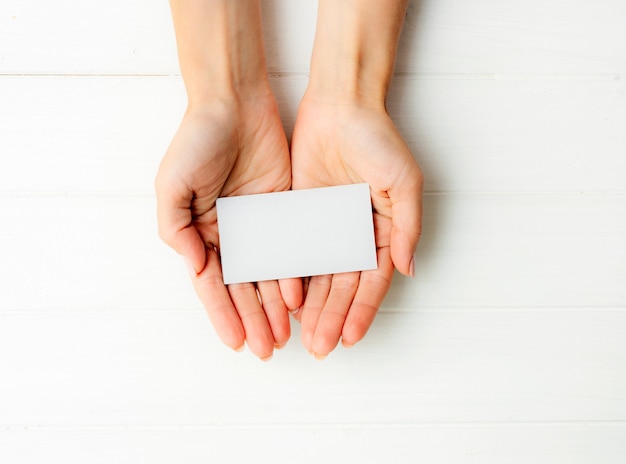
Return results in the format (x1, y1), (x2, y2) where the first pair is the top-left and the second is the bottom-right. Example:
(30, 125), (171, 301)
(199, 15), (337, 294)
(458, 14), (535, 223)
(216, 183), (377, 284)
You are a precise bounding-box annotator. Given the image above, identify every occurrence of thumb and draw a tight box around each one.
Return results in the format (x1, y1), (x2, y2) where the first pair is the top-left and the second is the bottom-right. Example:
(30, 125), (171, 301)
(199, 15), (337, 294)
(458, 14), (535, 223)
(155, 177), (207, 274)
(388, 168), (424, 277)
(173, 226), (207, 275)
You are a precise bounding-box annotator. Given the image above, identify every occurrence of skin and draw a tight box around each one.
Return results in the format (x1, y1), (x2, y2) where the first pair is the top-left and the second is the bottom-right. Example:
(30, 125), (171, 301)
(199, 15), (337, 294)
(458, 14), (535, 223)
(155, 0), (302, 361)
(156, 0), (423, 360)
(290, 0), (424, 358)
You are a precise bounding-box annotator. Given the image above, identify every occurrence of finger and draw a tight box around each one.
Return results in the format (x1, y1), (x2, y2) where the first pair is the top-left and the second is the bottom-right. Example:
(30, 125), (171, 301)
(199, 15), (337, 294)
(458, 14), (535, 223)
(300, 274), (332, 352)
(341, 246), (394, 348)
(289, 277), (309, 324)
(257, 280), (291, 348)
(373, 212), (392, 248)
(190, 247), (245, 351)
(303, 276), (310, 297)
(388, 165), (424, 276)
(311, 271), (360, 358)
(278, 278), (303, 311)
(228, 282), (275, 360)
(155, 173), (207, 273)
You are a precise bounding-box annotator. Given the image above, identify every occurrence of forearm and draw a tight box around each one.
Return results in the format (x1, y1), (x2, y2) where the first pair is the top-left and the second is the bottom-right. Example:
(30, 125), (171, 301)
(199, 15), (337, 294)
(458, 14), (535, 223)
(308, 0), (408, 107)
(169, 0), (270, 105)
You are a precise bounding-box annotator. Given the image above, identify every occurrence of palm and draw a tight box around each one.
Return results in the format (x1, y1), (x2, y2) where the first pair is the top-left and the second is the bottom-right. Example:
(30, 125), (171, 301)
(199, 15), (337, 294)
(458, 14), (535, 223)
(290, 96), (423, 356)
(156, 95), (300, 359)
(293, 103), (401, 242)
(162, 97), (291, 250)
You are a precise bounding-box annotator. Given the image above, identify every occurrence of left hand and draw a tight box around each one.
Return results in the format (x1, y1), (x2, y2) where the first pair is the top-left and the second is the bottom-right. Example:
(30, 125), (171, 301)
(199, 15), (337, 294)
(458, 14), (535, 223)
(290, 94), (424, 358)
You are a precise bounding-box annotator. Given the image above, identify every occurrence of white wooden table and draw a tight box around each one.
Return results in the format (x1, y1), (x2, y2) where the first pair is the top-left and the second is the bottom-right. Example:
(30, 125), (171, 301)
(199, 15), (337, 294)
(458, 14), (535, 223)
(1, 1), (625, 462)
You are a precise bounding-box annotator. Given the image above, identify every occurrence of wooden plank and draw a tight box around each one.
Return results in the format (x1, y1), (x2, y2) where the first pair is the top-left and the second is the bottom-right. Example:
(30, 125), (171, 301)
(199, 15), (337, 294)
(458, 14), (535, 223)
(2, 2), (624, 460)
(0, 310), (624, 425)
(0, 193), (624, 311)
(1, 75), (625, 194)
(397, 0), (626, 75)
(0, 76), (186, 194)
(1, 425), (626, 464)
(0, 0), (180, 74)
(389, 75), (626, 193)
(2, 0), (625, 75)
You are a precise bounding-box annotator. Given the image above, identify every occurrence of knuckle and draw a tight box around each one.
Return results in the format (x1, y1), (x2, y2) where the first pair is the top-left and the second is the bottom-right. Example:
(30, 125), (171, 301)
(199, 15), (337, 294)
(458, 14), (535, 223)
(157, 226), (174, 247)
(360, 272), (392, 289)
(157, 228), (181, 254)
(196, 272), (225, 288)
(309, 275), (333, 288)
(331, 274), (359, 293)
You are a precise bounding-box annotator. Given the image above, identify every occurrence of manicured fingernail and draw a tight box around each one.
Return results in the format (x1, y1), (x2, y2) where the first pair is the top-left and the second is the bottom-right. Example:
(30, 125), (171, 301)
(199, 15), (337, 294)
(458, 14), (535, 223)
(409, 256), (415, 278)
(260, 354), (273, 362)
(313, 352), (327, 361)
(341, 339), (354, 349)
(234, 344), (245, 353)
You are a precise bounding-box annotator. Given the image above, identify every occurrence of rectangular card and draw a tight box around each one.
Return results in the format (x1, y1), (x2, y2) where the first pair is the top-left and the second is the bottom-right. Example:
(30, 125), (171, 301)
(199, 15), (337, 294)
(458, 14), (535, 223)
(216, 183), (377, 284)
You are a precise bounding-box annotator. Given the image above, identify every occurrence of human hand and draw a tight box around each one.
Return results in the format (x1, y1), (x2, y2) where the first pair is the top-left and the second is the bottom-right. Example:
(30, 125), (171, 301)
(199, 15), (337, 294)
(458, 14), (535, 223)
(290, 94), (423, 358)
(156, 0), (302, 360)
(155, 95), (302, 360)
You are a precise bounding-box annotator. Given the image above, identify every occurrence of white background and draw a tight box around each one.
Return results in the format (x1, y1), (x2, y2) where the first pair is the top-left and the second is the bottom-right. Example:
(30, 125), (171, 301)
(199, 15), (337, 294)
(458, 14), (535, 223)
(1, 0), (625, 462)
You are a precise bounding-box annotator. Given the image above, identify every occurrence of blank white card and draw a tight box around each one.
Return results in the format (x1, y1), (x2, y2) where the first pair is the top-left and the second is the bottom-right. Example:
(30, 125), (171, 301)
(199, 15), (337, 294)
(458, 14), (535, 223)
(216, 183), (377, 284)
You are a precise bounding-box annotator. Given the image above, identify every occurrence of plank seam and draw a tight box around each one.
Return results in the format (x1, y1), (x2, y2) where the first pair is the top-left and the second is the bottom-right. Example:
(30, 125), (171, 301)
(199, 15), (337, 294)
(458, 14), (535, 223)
(0, 73), (622, 81)
(1, 307), (625, 315)
(3, 421), (626, 432)
(0, 191), (625, 198)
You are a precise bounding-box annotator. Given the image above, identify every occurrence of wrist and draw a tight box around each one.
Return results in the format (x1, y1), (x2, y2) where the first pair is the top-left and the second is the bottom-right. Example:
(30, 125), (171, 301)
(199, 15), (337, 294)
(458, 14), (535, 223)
(185, 77), (272, 109)
(170, 0), (271, 106)
(306, 60), (388, 109)
(184, 91), (277, 125)
(307, 0), (407, 108)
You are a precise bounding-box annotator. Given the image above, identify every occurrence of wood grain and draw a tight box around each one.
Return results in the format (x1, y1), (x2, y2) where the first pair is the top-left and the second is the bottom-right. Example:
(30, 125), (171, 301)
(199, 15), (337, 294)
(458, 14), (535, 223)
(1, 75), (624, 194)
(1, 310), (624, 425)
(1, 0), (624, 460)
(0, 194), (624, 311)
(2, 426), (626, 464)
(2, 0), (625, 75)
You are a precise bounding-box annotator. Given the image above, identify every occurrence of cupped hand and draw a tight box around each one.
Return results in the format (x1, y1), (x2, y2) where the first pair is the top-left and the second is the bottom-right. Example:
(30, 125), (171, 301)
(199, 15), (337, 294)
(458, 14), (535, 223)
(290, 94), (423, 358)
(155, 94), (302, 360)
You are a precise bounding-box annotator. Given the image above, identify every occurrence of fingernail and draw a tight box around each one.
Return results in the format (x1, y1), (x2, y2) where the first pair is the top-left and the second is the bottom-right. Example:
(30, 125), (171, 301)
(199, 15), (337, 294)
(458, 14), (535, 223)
(409, 256), (415, 278)
(234, 344), (245, 353)
(288, 306), (301, 315)
(341, 339), (354, 349)
(275, 343), (286, 350)
(260, 354), (273, 362)
(312, 352), (327, 361)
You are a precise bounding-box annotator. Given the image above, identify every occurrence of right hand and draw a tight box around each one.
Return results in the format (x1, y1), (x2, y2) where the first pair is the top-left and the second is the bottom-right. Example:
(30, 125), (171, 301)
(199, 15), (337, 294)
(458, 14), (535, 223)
(155, 94), (302, 360)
